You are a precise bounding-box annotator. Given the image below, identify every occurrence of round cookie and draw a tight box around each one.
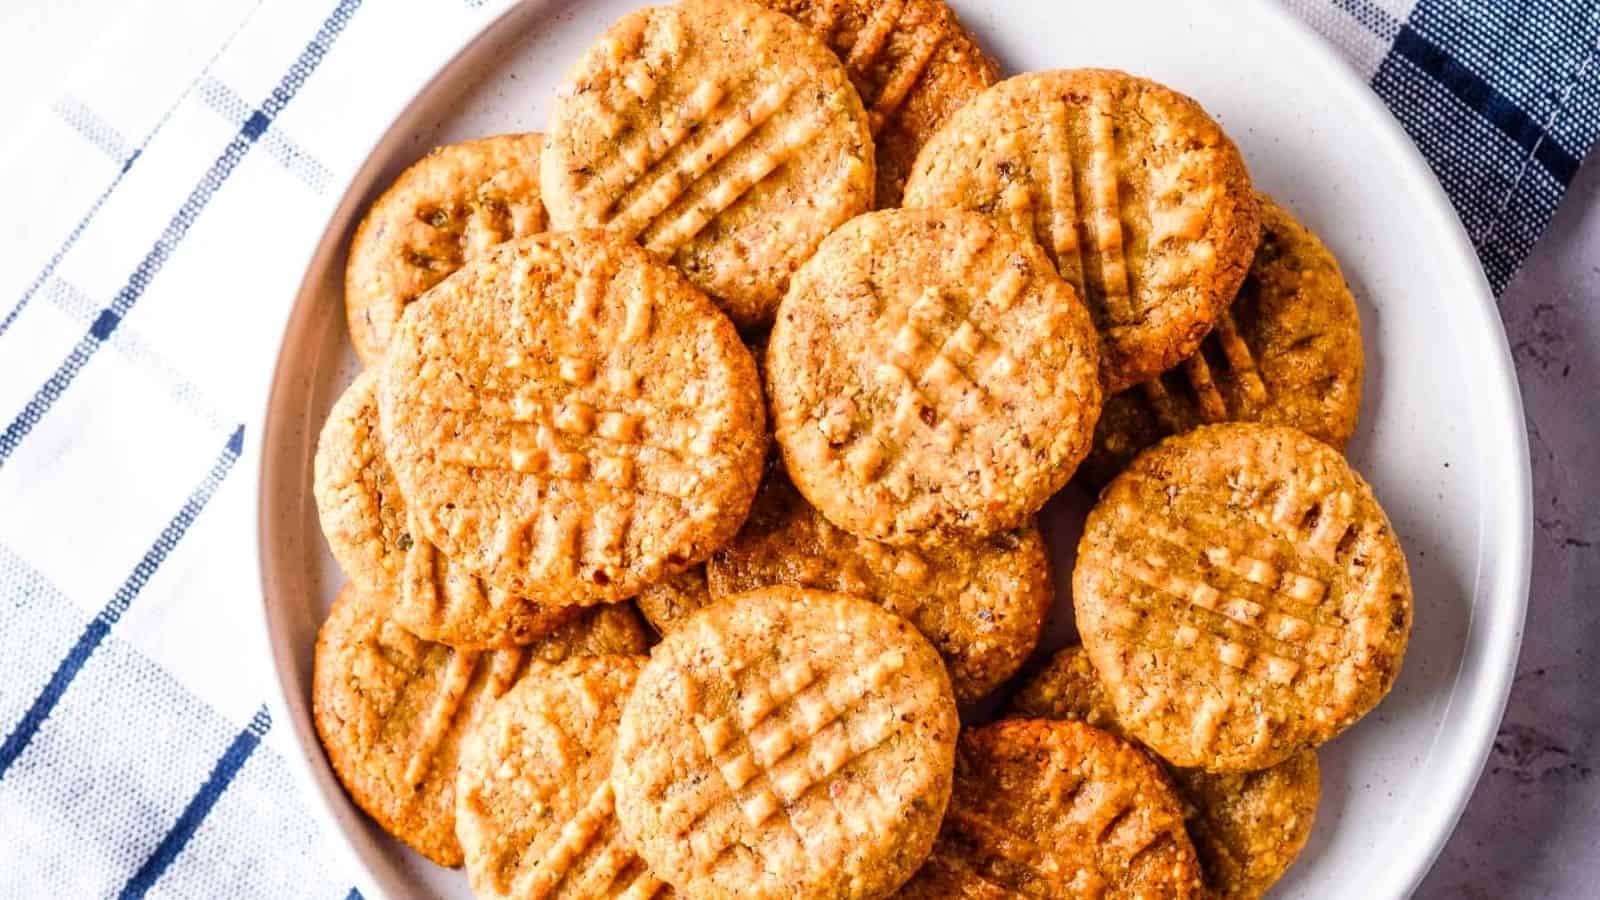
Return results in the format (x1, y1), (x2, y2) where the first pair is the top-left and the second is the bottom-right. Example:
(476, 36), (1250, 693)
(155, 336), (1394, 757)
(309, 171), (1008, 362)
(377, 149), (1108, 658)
(751, 0), (999, 206)
(311, 586), (651, 866)
(1081, 194), (1364, 486)
(768, 207), (1102, 547)
(455, 656), (671, 899)
(314, 371), (578, 648)
(378, 230), (767, 605)
(614, 587), (959, 899)
(1073, 423), (1413, 772)
(346, 133), (547, 366)
(541, 0), (874, 328)
(696, 470), (1052, 704)
(903, 68), (1260, 393)
(634, 564), (711, 636)
(897, 718), (1203, 898)
(1011, 646), (1321, 900)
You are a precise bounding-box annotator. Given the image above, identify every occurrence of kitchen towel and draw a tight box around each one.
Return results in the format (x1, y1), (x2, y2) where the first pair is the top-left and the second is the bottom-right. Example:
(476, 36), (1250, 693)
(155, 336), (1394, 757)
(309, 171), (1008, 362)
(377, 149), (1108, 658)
(0, 0), (1596, 896)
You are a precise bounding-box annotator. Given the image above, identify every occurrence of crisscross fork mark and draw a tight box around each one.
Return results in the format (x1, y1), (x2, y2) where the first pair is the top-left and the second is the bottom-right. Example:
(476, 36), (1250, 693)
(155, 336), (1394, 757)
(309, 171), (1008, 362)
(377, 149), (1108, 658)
(841, 0), (944, 134)
(1137, 308), (1269, 430)
(400, 650), (480, 786)
(1268, 481), (1360, 564)
(1038, 98), (1088, 299)
(510, 782), (646, 898)
(1084, 85), (1135, 323)
(943, 809), (1071, 896)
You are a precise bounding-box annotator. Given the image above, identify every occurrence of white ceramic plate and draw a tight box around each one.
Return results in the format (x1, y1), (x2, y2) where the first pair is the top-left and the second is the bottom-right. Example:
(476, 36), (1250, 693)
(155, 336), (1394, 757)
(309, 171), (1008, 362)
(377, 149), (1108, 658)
(255, 1), (1533, 897)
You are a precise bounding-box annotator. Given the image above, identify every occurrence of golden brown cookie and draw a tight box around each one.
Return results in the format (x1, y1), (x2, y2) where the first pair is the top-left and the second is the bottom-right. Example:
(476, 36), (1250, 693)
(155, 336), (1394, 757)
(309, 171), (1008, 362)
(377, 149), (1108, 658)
(314, 372), (579, 648)
(897, 718), (1203, 898)
(1073, 423), (1412, 772)
(378, 231), (767, 605)
(634, 564), (711, 636)
(541, 0), (874, 328)
(311, 586), (650, 866)
(346, 133), (547, 366)
(768, 207), (1101, 547)
(688, 470), (1052, 704)
(903, 68), (1260, 393)
(1081, 194), (1364, 486)
(751, 0), (999, 206)
(1011, 647), (1320, 900)
(455, 656), (671, 899)
(614, 587), (959, 898)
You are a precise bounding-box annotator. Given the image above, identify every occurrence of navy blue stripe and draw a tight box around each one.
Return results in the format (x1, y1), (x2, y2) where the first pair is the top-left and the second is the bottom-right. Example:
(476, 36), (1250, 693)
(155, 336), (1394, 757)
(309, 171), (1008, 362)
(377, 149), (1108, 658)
(0, 425), (244, 779)
(0, 0), (361, 470)
(117, 707), (272, 899)
(1391, 24), (1581, 184)
(346, 889), (364, 900)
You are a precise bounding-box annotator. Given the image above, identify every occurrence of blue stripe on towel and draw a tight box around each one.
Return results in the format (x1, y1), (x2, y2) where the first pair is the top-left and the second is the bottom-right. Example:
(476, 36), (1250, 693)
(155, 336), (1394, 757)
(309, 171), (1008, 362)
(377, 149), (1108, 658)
(0, 426), (244, 779)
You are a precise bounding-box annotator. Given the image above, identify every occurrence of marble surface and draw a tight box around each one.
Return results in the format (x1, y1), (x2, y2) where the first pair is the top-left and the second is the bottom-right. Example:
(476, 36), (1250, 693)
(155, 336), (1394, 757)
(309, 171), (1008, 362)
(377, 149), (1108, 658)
(1416, 156), (1600, 899)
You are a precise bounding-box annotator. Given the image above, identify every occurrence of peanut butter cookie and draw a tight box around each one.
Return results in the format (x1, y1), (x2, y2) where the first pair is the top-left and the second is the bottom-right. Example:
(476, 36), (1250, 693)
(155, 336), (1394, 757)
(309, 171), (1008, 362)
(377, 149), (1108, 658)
(903, 68), (1260, 393)
(768, 207), (1101, 547)
(378, 231), (767, 605)
(634, 564), (712, 636)
(1081, 195), (1363, 486)
(1073, 423), (1412, 772)
(1012, 646), (1321, 900)
(897, 718), (1203, 898)
(456, 656), (671, 899)
(314, 372), (578, 648)
(752, 0), (998, 206)
(346, 133), (547, 366)
(311, 585), (650, 866)
(614, 587), (958, 898)
(541, 0), (874, 328)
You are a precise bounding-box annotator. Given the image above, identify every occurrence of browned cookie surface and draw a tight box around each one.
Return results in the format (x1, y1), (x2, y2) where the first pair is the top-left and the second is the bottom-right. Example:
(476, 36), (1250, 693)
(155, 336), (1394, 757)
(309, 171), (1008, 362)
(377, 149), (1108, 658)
(456, 655), (671, 899)
(614, 587), (959, 899)
(696, 470), (1052, 703)
(310, 587), (650, 866)
(769, 208), (1101, 547)
(1012, 646), (1320, 900)
(633, 564), (711, 636)
(897, 718), (1203, 898)
(1073, 423), (1412, 772)
(541, 0), (874, 328)
(378, 231), (766, 605)
(346, 133), (546, 366)
(314, 372), (579, 648)
(752, 0), (998, 206)
(1082, 194), (1363, 486)
(903, 68), (1259, 393)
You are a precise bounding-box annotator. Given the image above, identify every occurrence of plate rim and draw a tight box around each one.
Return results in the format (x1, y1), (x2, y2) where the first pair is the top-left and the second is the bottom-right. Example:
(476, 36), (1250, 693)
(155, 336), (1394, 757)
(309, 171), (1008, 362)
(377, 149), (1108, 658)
(251, 2), (1534, 897)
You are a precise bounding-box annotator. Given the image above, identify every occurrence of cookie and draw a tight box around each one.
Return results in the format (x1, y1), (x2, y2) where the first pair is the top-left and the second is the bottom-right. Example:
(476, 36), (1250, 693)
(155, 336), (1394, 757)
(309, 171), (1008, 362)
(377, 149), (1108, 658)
(378, 230), (767, 605)
(768, 207), (1101, 547)
(613, 587), (959, 898)
(540, 0), (874, 328)
(897, 718), (1203, 898)
(346, 133), (547, 366)
(692, 470), (1052, 704)
(751, 0), (999, 206)
(634, 564), (712, 636)
(903, 68), (1260, 393)
(311, 585), (651, 866)
(1011, 646), (1320, 900)
(314, 371), (578, 648)
(455, 656), (671, 899)
(1081, 194), (1364, 486)
(1073, 423), (1412, 772)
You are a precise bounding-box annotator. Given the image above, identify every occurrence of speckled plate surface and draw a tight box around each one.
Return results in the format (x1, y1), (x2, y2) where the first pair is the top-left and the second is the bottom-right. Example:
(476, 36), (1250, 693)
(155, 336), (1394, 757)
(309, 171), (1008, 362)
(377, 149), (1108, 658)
(255, 1), (1532, 897)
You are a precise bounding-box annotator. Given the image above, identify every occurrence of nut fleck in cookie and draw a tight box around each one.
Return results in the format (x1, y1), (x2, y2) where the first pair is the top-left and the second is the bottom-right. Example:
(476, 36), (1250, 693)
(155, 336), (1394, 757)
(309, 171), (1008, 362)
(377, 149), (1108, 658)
(311, 586), (650, 866)
(903, 68), (1260, 393)
(541, 0), (874, 328)
(897, 718), (1203, 898)
(1081, 195), (1364, 486)
(379, 231), (767, 605)
(1012, 647), (1320, 900)
(614, 587), (959, 898)
(1074, 423), (1412, 772)
(456, 656), (670, 899)
(752, 0), (998, 206)
(346, 133), (547, 366)
(314, 372), (578, 648)
(693, 470), (1052, 704)
(768, 207), (1101, 547)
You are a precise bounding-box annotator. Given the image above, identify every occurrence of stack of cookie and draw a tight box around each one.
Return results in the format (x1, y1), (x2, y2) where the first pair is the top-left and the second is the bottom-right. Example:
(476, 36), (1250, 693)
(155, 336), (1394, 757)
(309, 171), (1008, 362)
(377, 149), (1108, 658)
(309, 0), (1413, 897)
